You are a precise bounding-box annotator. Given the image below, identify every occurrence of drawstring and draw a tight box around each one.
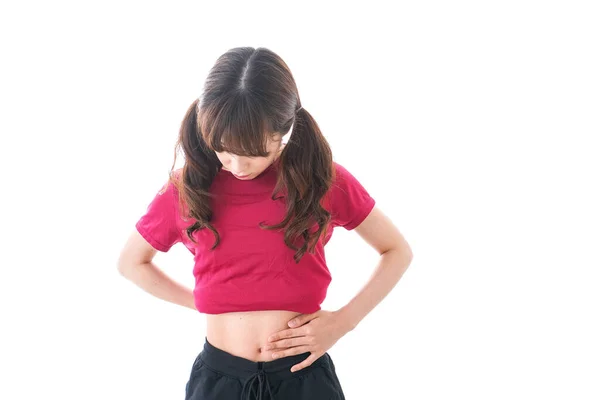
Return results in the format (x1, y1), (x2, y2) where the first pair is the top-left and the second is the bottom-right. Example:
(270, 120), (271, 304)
(240, 362), (275, 400)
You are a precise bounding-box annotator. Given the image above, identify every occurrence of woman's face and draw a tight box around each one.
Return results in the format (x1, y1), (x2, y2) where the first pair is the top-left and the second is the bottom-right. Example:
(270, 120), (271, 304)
(215, 135), (284, 180)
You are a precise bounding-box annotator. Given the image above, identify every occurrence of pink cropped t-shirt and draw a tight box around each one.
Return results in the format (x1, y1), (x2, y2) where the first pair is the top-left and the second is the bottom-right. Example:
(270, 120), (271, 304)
(135, 161), (375, 315)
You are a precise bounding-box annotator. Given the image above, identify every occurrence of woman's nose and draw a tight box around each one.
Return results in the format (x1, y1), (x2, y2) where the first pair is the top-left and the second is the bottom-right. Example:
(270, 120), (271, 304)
(230, 157), (247, 173)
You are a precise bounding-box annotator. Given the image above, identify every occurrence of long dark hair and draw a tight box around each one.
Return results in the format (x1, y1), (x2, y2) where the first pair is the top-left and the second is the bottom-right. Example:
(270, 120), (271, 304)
(169, 47), (334, 263)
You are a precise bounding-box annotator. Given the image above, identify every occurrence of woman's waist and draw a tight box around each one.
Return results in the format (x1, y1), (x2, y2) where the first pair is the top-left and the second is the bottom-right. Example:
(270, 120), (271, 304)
(205, 309), (303, 362)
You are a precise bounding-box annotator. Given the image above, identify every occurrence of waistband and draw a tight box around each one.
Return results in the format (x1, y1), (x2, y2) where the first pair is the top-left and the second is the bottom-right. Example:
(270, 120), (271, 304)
(198, 337), (330, 400)
(199, 337), (329, 379)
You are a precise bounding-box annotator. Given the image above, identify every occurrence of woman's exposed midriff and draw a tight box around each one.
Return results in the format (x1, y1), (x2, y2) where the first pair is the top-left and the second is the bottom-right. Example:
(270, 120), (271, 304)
(205, 309), (304, 362)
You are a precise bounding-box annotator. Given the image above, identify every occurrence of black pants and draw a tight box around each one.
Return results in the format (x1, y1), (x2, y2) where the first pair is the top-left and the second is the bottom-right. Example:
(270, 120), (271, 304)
(185, 337), (346, 400)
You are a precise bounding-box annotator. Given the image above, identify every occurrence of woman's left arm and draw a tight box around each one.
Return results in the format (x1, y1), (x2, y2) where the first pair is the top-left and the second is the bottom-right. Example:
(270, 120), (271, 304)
(336, 206), (414, 332)
(264, 206), (413, 372)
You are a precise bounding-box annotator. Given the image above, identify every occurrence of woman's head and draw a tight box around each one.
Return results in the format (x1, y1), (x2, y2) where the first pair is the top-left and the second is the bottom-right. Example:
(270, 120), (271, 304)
(215, 132), (285, 180)
(171, 47), (334, 262)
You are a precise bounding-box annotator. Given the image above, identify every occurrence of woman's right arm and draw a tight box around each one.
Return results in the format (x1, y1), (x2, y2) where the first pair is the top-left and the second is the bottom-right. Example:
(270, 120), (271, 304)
(117, 229), (196, 310)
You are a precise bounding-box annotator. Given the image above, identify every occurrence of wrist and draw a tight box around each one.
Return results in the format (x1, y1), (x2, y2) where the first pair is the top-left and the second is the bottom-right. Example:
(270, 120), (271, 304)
(335, 307), (358, 334)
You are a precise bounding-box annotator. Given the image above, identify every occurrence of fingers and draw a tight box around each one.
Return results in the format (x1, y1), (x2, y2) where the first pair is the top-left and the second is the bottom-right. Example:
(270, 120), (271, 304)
(270, 345), (311, 360)
(290, 352), (322, 373)
(268, 327), (307, 342)
(265, 336), (311, 350)
(288, 311), (318, 327)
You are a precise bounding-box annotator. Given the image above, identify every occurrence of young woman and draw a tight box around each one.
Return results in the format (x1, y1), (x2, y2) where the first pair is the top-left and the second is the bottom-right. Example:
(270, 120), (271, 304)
(118, 47), (413, 400)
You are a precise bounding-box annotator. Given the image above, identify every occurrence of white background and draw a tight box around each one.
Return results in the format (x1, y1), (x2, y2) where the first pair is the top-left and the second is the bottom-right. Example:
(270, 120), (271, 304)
(1, 1), (599, 399)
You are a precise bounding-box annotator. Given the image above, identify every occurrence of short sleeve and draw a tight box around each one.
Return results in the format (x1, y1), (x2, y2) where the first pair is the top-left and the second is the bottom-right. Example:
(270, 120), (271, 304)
(135, 177), (182, 252)
(328, 162), (376, 230)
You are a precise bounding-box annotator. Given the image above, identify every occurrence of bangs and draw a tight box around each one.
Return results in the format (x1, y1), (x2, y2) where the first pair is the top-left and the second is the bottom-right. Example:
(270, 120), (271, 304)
(199, 98), (272, 157)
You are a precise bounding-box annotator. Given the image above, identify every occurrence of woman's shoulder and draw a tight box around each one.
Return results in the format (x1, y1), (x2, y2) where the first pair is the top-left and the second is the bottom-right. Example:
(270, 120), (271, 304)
(159, 167), (183, 194)
(326, 160), (376, 230)
(151, 168), (186, 217)
(331, 161), (351, 182)
(330, 161), (367, 191)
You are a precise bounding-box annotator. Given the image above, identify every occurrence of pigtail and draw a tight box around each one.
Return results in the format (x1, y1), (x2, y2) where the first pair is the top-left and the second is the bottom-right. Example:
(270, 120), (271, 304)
(265, 106), (334, 263)
(170, 98), (222, 248)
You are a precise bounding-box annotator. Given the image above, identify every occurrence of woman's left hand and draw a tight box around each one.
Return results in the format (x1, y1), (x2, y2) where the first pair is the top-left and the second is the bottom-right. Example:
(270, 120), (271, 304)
(262, 309), (350, 373)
